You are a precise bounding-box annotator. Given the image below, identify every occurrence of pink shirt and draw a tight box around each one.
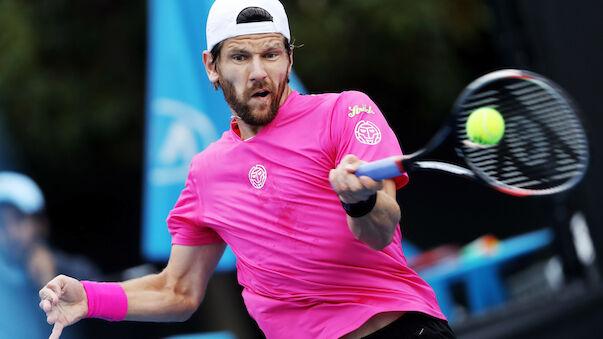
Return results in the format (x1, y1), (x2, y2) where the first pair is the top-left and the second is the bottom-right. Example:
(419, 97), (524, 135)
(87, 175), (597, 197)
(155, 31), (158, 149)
(168, 90), (445, 338)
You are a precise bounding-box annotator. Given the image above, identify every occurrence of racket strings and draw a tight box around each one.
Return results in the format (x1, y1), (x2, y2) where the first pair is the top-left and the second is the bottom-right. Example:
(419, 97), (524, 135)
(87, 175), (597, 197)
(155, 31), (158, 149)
(455, 77), (588, 194)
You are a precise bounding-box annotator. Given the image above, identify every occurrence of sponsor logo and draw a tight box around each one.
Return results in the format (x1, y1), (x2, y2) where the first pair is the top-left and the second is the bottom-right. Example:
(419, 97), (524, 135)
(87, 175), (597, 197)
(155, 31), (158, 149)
(249, 164), (267, 189)
(354, 120), (382, 145)
(348, 104), (375, 118)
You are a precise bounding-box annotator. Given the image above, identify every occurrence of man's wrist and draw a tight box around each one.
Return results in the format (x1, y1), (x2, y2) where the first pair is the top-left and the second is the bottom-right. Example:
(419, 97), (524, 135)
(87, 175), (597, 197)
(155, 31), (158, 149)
(341, 193), (378, 218)
(81, 281), (128, 321)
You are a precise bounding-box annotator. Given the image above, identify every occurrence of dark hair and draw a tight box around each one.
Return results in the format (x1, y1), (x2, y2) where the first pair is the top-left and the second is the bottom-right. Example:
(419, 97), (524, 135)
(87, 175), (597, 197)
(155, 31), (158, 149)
(209, 6), (293, 89)
(236, 6), (273, 23)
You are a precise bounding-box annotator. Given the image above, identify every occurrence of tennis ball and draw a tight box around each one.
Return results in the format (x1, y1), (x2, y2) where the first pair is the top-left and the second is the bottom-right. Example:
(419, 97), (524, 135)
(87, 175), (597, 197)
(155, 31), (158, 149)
(465, 107), (505, 145)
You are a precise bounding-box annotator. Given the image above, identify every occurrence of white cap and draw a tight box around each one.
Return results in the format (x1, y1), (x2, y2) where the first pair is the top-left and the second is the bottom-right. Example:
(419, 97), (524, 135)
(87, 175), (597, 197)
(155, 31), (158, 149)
(0, 172), (45, 215)
(206, 0), (291, 51)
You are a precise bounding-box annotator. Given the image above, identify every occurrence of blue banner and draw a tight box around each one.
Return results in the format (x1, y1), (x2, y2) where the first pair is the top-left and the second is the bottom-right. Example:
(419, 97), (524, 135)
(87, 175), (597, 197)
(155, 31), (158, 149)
(142, 0), (305, 270)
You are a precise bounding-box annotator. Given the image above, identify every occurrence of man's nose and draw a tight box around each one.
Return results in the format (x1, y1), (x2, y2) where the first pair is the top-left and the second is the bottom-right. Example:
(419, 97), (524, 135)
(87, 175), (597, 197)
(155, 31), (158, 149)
(248, 57), (268, 82)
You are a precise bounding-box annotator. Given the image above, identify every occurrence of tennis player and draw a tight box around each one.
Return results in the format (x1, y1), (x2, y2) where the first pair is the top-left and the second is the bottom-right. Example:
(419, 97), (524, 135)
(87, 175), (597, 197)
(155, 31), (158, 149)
(39, 1), (455, 338)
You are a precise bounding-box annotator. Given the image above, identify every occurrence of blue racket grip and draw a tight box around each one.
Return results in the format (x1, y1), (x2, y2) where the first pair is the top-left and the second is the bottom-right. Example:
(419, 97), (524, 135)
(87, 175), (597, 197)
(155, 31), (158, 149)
(355, 157), (405, 181)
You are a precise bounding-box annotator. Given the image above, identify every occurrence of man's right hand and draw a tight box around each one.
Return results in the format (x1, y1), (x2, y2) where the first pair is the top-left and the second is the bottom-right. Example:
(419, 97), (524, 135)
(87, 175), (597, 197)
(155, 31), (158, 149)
(39, 275), (88, 339)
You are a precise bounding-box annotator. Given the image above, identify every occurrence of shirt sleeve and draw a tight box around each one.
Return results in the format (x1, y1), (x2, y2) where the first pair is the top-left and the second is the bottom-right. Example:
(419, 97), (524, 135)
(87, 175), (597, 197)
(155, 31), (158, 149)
(329, 91), (409, 189)
(167, 159), (223, 246)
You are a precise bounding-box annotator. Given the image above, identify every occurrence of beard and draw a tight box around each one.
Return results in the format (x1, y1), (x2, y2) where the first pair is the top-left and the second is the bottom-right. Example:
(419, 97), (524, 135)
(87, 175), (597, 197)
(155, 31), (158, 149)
(219, 75), (289, 126)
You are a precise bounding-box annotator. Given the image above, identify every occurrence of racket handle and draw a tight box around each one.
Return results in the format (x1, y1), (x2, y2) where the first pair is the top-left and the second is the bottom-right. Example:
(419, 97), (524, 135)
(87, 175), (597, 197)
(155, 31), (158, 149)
(355, 156), (405, 181)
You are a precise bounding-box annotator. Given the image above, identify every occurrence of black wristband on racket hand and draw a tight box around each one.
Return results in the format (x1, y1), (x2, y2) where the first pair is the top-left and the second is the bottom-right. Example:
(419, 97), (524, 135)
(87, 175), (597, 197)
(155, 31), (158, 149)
(341, 193), (378, 218)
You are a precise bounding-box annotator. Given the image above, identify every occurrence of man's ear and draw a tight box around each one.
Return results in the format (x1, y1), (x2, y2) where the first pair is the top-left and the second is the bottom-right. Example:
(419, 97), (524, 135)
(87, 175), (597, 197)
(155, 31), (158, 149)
(203, 51), (219, 84)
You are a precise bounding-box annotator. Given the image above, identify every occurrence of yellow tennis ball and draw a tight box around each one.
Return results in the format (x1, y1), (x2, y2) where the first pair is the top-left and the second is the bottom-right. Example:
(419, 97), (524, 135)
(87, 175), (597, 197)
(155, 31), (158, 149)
(465, 107), (505, 145)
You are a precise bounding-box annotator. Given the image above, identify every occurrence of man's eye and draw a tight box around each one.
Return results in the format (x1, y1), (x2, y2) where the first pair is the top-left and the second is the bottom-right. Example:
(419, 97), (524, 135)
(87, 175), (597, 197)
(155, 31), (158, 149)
(265, 53), (278, 59)
(233, 55), (246, 61)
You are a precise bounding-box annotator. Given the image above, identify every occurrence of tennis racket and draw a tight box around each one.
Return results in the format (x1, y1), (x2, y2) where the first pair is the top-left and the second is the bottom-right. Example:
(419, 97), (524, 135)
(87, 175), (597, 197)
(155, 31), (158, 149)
(355, 69), (589, 197)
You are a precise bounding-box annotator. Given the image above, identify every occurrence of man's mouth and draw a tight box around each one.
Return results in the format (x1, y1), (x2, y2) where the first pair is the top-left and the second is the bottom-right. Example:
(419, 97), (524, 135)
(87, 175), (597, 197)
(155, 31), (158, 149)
(251, 89), (271, 98)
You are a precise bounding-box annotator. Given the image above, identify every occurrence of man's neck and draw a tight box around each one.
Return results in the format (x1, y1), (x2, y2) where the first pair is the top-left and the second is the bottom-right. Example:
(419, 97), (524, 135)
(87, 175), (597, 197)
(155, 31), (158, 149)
(235, 119), (263, 141)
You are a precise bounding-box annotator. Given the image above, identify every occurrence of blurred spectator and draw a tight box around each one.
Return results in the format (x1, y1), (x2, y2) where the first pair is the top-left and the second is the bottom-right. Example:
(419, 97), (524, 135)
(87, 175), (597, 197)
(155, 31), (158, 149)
(0, 172), (103, 286)
(0, 172), (101, 338)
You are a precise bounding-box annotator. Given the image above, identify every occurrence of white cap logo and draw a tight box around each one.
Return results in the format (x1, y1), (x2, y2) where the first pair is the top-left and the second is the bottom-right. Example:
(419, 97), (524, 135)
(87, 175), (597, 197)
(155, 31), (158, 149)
(354, 120), (382, 145)
(248, 164), (267, 189)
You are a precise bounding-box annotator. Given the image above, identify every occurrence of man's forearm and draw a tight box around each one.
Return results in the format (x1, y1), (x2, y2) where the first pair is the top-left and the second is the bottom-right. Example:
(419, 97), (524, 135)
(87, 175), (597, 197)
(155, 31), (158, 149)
(120, 270), (203, 322)
(347, 189), (401, 251)
(118, 243), (224, 322)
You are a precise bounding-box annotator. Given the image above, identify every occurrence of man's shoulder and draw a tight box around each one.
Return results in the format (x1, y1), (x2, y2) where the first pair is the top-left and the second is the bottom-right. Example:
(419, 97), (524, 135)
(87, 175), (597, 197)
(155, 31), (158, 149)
(296, 90), (369, 103)
(333, 90), (373, 105)
(293, 91), (371, 115)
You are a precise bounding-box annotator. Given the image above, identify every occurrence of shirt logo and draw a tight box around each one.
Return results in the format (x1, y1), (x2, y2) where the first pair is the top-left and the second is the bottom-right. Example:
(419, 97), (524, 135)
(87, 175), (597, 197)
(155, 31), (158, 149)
(355, 120), (382, 145)
(249, 164), (267, 189)
(348, 104), (375, 118)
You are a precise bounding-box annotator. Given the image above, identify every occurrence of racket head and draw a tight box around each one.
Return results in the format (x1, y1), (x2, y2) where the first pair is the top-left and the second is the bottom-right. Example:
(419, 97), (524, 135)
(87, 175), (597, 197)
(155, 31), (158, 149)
(452, 69), (589, 197)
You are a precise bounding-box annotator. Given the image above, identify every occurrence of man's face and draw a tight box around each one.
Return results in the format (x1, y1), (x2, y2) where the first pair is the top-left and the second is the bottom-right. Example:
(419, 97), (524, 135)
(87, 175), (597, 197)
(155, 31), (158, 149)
(0, 206), (37, 259)
(213, 33), (292, 126)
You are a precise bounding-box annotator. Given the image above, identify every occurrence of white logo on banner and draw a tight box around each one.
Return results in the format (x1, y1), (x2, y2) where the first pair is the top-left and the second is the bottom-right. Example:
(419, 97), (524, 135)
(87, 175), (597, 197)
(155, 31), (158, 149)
(354, 120), (382, 145)
(248, 164), (267, 189)
(150, 99), (218, 185)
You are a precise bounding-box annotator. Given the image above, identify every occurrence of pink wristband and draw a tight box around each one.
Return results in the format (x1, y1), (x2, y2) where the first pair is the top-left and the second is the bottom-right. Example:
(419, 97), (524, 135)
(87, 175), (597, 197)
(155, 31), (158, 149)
(81, 281), (128, 321)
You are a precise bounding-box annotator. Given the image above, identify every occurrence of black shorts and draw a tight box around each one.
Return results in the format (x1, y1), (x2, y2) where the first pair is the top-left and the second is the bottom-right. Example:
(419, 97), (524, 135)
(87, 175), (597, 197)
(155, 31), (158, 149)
(363, 312), (456, 339)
